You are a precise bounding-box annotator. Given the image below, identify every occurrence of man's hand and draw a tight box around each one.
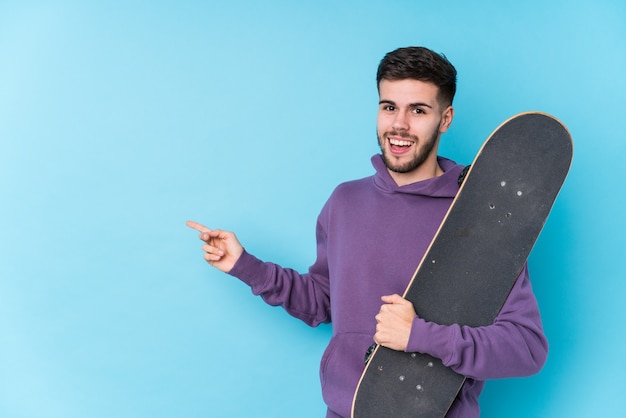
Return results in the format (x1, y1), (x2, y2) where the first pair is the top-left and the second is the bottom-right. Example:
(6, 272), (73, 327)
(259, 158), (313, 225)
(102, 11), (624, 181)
(186, 220), (244, 273)
(373, 294), (417, 351)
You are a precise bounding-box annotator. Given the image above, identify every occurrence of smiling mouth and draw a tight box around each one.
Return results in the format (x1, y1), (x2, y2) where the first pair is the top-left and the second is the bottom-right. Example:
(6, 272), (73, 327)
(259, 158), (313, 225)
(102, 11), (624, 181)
(389, 138), (413, 147)
(386, 134), (416, 155)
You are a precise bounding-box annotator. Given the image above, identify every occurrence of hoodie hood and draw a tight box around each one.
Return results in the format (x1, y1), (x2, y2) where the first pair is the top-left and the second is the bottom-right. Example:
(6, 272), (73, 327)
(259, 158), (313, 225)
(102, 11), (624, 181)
(371, 154), (464, 198)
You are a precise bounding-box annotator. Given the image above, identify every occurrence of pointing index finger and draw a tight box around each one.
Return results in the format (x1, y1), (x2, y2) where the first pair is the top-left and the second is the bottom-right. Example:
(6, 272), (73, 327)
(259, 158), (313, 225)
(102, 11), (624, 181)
(186, 220), (211, 233)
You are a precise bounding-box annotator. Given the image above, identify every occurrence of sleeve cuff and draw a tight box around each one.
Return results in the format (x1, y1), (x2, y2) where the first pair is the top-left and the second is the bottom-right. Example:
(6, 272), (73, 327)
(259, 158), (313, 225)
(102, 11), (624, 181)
(406, 315), (457, 363)
(227, 249), (270, 289)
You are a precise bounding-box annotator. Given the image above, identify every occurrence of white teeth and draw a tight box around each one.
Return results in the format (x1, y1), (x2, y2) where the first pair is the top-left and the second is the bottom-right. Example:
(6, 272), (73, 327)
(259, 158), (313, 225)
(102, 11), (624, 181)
(390, 138), (413, 147)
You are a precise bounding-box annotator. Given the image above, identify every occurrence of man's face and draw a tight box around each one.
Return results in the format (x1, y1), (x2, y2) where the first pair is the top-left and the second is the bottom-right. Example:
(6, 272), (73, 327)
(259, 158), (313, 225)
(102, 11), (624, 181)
(377, 79), (453, 182)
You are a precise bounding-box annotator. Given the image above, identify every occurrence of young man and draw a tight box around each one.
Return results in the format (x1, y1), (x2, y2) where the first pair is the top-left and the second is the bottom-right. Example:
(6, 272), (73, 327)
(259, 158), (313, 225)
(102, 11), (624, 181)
(187, 47), (548, 418)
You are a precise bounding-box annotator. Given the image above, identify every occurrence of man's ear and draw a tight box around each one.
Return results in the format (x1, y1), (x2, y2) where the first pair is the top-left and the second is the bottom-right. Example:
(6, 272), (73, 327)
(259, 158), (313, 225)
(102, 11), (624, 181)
(439, 105), (454, 133)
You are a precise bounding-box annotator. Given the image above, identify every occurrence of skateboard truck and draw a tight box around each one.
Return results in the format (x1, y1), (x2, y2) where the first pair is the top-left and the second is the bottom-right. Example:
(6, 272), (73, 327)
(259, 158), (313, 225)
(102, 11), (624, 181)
(364, 343), (377, 364)
(457, 164), (471, 186)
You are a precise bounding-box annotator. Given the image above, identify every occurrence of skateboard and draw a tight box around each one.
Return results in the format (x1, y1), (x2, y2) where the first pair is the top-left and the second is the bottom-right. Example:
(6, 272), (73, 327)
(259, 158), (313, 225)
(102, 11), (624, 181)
(351, 112), (573, 418)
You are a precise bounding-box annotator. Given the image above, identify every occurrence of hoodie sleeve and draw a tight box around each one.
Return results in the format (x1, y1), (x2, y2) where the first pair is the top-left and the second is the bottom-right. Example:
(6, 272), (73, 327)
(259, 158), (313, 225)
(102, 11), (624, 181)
(405, 265), (548, 380)
(226, 218), (332, 327)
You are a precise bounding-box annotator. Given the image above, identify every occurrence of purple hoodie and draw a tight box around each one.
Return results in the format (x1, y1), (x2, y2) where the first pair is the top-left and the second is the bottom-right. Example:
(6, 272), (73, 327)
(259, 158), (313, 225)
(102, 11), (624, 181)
(229, 154), (548, 418)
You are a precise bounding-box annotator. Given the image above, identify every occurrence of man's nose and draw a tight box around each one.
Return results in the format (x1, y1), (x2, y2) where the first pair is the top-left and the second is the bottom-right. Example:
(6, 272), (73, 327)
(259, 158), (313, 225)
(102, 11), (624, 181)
(392, 111), (409, 131)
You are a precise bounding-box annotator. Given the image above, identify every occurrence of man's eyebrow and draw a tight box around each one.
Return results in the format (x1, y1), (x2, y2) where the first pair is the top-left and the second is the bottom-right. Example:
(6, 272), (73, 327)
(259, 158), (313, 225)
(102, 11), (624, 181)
(409, 102), (433, 109)
(378, 99), (433, 109)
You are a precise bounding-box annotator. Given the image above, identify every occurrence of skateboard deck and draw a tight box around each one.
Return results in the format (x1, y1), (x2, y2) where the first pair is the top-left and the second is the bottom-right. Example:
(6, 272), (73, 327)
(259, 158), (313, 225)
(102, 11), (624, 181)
(351, 112), (573, 418)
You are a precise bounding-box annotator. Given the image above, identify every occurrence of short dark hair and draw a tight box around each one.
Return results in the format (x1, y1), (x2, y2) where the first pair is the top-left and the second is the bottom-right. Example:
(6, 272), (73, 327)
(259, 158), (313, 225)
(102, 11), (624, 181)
(376, 47), (457, 106)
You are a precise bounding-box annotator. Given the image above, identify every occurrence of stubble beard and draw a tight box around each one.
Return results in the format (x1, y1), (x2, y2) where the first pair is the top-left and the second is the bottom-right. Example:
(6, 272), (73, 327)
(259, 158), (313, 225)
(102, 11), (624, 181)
(378, 128), (439, 174)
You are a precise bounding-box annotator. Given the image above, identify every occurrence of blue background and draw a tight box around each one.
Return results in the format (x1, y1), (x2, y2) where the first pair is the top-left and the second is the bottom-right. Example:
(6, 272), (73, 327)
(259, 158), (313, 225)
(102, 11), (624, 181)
(1, 1), (624, 417)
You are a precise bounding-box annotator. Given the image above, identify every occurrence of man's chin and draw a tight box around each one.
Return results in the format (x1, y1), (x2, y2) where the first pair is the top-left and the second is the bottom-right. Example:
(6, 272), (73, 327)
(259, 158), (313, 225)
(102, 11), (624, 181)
(382, 154), (422, 174)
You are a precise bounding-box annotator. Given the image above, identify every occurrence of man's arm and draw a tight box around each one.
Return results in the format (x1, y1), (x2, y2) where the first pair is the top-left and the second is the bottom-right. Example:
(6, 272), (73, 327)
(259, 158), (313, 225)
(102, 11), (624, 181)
(410, 266), (547, 379)
(186, 220), (332, 327)
(374, 266), (548, 380)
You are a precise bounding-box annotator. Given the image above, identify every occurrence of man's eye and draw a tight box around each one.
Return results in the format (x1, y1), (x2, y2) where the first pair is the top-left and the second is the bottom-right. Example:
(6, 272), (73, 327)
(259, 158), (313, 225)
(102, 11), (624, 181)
(384, 105), (395, 111)
(412, 108), (425, 114)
